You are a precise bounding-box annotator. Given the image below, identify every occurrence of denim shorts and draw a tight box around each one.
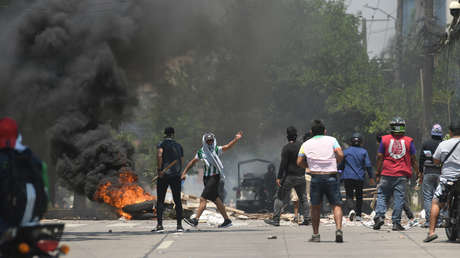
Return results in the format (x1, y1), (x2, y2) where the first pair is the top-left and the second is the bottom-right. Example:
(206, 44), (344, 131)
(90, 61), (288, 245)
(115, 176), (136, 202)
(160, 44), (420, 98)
(310, 174), (342, 206)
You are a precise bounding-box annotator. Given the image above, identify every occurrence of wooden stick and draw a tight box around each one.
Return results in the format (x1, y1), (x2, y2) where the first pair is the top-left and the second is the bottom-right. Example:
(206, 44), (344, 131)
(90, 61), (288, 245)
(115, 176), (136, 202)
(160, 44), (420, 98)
(151, 160), (178, 182)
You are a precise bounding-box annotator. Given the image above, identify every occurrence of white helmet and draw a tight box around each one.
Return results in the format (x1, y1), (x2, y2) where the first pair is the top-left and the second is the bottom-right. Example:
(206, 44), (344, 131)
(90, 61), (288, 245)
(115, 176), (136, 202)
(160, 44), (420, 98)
(450, 1), (460, 10)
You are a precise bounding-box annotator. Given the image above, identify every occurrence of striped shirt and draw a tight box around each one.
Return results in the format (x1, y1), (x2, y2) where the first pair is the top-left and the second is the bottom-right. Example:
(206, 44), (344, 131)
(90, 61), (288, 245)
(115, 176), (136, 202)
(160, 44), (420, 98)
(195, 146), (223, 177)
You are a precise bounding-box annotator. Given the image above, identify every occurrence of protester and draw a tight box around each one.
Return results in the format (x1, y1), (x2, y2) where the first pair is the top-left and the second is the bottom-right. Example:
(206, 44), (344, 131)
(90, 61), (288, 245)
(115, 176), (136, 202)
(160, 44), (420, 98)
(419, 124), (443, 228)
(0, 117), (49, 236)
(290, 188), (301, 223)
(302, 132), (312, 203)
(340, 133), (375, 221)
(181, 131), (243, 228)
(263, 164), (277, 210)
(153, 127), (184, 233)
(376, 130), (415, 223)
(424, 120), (460, 242)
(373, 117), (419, 231)
(297, 120), (344, 242)
(265, 126), (310, 226)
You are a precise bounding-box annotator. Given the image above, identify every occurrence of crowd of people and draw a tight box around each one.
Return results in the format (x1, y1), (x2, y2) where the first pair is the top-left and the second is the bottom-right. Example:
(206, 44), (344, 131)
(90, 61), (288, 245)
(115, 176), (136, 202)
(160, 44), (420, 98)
(151, 117), (460, 243)
(1, 116), (459, 245)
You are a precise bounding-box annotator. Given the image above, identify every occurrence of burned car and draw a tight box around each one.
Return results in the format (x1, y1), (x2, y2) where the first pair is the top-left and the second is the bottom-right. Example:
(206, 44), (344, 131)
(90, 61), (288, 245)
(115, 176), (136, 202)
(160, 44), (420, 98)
(234, 159), (276, 213)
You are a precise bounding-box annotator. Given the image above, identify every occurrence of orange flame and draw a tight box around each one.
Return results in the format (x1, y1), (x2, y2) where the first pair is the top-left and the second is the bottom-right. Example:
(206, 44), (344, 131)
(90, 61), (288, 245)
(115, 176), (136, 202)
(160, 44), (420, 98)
(94, 171), (155, 219)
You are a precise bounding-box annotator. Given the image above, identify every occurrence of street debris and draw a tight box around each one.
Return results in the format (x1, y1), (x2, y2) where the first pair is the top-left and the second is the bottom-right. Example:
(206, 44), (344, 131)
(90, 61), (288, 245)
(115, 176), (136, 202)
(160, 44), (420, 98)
(267, 235), (277, 239)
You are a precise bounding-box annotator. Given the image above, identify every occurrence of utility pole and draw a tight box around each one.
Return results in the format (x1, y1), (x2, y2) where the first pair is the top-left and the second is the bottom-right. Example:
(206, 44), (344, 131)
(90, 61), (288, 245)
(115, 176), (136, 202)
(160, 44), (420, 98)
(422, 0), (434, 140)
(362, 17), (367, 54)
(395, 0), (403, 90)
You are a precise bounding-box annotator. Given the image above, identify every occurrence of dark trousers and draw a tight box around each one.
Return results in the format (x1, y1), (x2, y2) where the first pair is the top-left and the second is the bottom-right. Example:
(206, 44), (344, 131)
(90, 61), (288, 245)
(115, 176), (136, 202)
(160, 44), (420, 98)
(273, 175), (310, 221)
(156, 175), (183, 225)
(344, 179), (363, 216)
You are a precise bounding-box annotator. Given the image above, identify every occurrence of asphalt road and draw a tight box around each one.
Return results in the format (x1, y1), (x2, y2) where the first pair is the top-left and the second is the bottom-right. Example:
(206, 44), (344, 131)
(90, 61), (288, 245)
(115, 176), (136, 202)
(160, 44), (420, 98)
(51, 219), (459, 258)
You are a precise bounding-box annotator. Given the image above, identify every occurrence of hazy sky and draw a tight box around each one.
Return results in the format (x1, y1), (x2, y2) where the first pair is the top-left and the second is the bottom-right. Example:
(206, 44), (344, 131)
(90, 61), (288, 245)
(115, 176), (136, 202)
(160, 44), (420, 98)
(346, 0), (397, 57)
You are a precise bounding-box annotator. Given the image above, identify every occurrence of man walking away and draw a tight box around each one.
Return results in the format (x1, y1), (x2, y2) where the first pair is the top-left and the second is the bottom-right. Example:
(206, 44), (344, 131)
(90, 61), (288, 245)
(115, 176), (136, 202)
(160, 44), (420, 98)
(419, 124), (443, 228)
(373, 117), (420, 231)
(153, 127), (184, 233)
(297, 120), (344, 243)
(340, 133), (375, 221)
(181, 131), (243, 228)
(424, 120), (460, 242)
(265, 126), (310, 226)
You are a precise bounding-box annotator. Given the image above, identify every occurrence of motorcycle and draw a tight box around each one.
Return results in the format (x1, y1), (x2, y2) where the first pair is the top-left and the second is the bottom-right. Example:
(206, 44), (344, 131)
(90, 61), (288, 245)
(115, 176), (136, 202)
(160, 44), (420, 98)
(0, 223), (69, 258)
(445, 180), (460, 241)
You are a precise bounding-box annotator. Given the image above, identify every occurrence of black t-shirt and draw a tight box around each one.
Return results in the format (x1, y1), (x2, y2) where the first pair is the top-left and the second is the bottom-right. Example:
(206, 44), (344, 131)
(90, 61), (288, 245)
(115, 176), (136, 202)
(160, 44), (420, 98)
(419, 137), (442, 173)
(277, 141), (304, 179)
(157, 139), (184, 176)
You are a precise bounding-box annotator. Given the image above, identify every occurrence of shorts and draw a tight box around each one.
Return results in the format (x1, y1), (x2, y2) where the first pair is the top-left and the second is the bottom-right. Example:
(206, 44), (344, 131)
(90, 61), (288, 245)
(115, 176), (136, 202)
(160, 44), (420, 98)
(310, 174), (342, 206)
(434, 180), (457, 203)
(290, 188), (299, 202)
(290, 174), (311, 201)
(201, 174), (220, 202)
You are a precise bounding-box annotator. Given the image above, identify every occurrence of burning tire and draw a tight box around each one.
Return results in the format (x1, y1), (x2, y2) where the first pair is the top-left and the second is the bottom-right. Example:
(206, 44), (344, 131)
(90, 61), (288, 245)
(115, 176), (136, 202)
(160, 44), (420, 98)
(122, 200), (155, 214)
(131, 213), (156, 220)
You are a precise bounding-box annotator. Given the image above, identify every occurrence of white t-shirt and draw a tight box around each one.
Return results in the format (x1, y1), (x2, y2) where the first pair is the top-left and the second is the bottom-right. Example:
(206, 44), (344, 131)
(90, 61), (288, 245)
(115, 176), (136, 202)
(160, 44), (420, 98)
(433, 138), (460, 183)
(298, 135), (341, 173)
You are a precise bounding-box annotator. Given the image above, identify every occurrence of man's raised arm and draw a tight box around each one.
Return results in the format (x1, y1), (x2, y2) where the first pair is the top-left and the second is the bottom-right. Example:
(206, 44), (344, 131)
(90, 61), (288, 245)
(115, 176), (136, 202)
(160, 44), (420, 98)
(222, 131), (243, 152)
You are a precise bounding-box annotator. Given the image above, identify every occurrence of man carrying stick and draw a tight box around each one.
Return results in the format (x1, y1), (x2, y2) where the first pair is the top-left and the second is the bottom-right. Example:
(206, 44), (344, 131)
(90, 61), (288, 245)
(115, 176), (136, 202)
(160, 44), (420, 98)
(153, 127), (184, 233)
(181, 131), (243, 228)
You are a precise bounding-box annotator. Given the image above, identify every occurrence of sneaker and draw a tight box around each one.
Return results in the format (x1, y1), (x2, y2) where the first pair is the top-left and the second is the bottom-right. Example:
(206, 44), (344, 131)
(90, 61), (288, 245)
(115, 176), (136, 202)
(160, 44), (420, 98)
(152, 225), (164, 233)
(176, 225), (184, 232)
(299, 218), (310, 226)
(355, 216), (362, 221)
(293, 216), (299, 224)
(408, 219), (419, 227)
(392, 223), (405, 231)
(264, 219), (280, 227)
(421, 222), (429, 228)
(218, 219), (232, 228)
(309, 234), (320, 242)
(335, 229), (343, 243)
(184, 217), (198, 227)
(373, 216), (385, 230)
(348, 210), (356, 221)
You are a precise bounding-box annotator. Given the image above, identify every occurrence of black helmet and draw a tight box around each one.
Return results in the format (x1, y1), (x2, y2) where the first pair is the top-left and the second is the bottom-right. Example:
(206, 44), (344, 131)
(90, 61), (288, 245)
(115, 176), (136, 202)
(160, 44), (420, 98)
(351, 132), (362, 146)
(390, 117), (406, 133)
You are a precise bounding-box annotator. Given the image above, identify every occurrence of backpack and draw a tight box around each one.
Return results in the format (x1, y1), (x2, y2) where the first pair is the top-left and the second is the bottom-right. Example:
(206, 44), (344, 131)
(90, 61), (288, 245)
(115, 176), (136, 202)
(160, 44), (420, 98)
(0, 149), (48, 226)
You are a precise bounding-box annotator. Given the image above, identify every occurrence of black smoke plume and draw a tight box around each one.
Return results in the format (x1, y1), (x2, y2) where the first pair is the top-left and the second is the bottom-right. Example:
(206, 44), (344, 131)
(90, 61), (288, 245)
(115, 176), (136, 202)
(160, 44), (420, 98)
(0, 0), (139, 199)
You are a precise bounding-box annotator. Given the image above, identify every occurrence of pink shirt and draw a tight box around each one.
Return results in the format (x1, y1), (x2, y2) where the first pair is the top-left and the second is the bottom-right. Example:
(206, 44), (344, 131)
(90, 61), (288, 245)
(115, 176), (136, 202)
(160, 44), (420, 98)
(298, 135), (341, 173)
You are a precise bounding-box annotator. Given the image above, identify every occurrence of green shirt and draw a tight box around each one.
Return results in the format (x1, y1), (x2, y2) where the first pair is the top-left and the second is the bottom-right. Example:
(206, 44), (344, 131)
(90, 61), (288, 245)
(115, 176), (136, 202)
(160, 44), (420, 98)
(195, 146), (223, 177)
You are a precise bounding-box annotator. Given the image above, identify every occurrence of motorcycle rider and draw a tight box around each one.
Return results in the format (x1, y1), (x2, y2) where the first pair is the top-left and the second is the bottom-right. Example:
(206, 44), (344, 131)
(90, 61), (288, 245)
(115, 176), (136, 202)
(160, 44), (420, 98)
(0, 117), (49, 236)
(424, 120), (460, 242)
